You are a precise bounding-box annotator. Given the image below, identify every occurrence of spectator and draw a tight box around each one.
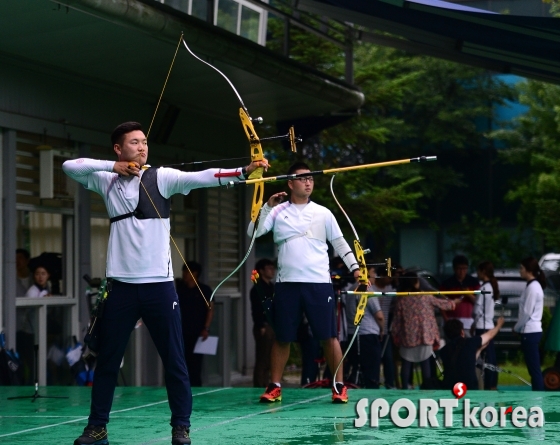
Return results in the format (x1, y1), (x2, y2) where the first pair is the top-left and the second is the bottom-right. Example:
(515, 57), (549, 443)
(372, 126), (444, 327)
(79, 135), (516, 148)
(176, 261), (214, 387)
(250, 258), (276, 388)
(344, 266), (385, 388)
(441, 317), (505, 390)
(25, 265), (51, 298)
(440, 255), (480, 336)
(513, 257), (546, 391)
(472, 261), (500, 390)
(371, 266), (396, 389)
(392, 272), (455, 389)
(16, 248), (32, 296)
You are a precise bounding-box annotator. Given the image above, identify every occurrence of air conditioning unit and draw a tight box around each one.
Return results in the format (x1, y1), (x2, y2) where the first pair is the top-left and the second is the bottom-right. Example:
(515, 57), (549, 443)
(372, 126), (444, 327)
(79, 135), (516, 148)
(38, 145), (76, 199)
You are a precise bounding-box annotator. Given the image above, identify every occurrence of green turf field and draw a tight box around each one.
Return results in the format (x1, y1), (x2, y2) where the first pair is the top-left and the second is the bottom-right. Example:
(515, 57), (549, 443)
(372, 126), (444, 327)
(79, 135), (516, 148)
(1, 386), (558, 444)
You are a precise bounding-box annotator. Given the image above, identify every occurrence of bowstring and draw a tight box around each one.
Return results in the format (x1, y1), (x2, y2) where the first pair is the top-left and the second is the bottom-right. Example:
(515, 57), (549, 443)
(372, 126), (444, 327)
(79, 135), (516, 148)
(142, 31), (210, 308)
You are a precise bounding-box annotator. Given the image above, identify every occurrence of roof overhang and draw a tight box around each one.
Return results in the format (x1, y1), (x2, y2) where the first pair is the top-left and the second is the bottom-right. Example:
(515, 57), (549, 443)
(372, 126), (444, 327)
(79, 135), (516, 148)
(0, 0), (364, 137)
(297, 0), (560, 84)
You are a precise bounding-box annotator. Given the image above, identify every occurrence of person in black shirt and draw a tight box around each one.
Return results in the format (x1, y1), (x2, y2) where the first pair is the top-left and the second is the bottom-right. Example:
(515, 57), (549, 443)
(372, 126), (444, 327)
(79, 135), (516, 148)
(440, 316), (504, 390)
(250, 258), (276, 387)
(176, 261), (214, 387)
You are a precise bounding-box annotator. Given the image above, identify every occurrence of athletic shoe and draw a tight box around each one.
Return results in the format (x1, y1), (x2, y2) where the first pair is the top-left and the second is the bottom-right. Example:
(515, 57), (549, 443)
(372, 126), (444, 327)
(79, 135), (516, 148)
(73, 425), (108, 445)
(332, 383), (349, 404)
(171, 425), (191, 445)
(259, 383), (282, 403)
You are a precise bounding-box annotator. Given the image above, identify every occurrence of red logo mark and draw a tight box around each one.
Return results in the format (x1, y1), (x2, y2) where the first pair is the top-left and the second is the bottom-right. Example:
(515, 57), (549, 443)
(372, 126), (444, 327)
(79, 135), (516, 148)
(505, 406), (513, 415)
(452, 382), (467, 399)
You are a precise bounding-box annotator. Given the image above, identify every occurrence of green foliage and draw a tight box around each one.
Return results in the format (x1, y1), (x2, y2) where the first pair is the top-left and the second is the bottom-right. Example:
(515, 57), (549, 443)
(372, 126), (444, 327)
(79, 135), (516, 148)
(447, 213), (533, 267)
(264, 13), (516, 257)
(493, 80), (560, 250)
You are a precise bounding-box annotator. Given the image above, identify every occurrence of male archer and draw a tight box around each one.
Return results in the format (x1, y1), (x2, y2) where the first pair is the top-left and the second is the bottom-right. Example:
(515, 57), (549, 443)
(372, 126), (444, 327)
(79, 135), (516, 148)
(63, 121), (266, 445)
(249, 161), (360, 404)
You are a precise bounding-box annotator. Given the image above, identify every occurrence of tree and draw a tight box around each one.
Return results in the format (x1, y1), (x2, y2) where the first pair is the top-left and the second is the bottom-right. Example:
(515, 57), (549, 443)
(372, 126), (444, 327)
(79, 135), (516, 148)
(493, 80), (560, 250)
(448, 213), (532, 267)
(264, 14), (516, 258)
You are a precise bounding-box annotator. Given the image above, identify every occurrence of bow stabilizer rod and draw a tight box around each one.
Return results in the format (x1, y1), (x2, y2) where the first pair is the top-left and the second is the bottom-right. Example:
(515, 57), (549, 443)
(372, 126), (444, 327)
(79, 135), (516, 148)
(227, 156), (437, 187)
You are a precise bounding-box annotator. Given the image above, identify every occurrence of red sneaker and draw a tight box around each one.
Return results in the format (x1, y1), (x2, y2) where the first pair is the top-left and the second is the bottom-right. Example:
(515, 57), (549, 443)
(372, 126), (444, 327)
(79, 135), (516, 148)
(259, 383), (282, 403)
(332, 383), (348, 404)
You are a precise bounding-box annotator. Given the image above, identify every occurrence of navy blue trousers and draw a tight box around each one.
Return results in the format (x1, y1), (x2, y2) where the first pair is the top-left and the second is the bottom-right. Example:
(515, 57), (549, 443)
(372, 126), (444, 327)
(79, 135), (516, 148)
(89, 280), (192, 427)
(520, 331), (544, 391)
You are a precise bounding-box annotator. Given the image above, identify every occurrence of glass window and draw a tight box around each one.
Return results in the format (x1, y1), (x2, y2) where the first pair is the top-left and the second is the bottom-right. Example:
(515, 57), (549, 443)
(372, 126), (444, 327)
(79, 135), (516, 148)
(164, 0), (189, 13)
(217, 0), (239, 34)
(240, 5), (260, 42)
(191, 0), (208, 20)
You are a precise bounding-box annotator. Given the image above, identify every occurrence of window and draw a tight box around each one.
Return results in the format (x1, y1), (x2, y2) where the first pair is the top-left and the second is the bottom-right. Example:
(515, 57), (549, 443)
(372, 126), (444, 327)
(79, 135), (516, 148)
(162, 0), (268, 45)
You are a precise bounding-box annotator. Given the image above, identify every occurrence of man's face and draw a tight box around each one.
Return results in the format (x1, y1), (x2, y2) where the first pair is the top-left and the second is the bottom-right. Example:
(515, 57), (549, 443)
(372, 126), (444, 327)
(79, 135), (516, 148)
(260, 264), (276, 281)
(454, 264), (469, 282)
(183, 269), (199, 287)
(114, 130), (148, 166)
(288, 169), (314, 200)
(16, 253), (29, 273)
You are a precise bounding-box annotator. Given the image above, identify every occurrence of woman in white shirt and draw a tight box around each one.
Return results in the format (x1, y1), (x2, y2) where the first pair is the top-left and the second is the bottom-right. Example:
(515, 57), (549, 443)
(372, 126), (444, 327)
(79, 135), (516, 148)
(25, 265), (51, 298)
(514, 257), (545, 391)
(473, 261), (500, 389)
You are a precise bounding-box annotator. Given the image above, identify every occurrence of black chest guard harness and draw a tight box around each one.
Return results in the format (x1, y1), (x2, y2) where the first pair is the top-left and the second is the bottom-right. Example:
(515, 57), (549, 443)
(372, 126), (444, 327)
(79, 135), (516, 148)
(109, 167), (170, 224)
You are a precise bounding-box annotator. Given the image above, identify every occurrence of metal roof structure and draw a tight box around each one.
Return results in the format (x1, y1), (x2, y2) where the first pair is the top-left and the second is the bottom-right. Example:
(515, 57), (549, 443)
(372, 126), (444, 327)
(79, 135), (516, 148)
(298, 0), (560, 84)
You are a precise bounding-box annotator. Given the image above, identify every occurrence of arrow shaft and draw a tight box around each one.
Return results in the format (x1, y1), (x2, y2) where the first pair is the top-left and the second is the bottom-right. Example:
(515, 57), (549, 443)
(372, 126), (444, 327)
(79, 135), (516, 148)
(343, 290), (489, 296)
(228, 156), (436, 187)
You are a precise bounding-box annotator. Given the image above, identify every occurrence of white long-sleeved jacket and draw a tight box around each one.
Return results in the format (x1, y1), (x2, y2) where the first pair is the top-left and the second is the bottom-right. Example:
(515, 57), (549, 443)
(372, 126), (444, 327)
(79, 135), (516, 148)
(63, 158), (244, 283)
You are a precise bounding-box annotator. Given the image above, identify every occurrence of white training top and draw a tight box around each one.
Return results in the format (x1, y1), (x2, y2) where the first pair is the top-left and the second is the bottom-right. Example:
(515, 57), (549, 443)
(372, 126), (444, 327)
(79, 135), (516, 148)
(473, 281), (495, 329)
(63, 158), (244, 283)
(250, 201), (358, 283)
(514, 279), (544, 334)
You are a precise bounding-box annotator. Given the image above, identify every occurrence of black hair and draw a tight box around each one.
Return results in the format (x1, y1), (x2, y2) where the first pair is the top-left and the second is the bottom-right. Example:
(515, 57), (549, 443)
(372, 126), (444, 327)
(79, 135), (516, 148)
(182, 261), (202, 276)
(452, 255), (469, 269)
(444, 319), (464, 339)
(31, 263), (50, 275)
(397, 271), (419, 292)
(287, 161), (311, 175)
(111, 122), (143, 146)
(521, 256), (547, 289)
(255, 258), (274, 272)
(16, 248), (30, 260)
(477, 260), (500, 301)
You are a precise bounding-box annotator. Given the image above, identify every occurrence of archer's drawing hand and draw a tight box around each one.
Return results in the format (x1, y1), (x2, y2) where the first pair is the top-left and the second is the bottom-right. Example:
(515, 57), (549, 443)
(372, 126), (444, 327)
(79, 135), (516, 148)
(114, 161), (140, 177)
(267, 192), (287, 207)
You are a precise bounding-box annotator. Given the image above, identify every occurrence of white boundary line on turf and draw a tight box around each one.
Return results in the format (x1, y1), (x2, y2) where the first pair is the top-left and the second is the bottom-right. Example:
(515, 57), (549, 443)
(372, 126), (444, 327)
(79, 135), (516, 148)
(140, 393), (332, 445)
(0, 387), (230, 438)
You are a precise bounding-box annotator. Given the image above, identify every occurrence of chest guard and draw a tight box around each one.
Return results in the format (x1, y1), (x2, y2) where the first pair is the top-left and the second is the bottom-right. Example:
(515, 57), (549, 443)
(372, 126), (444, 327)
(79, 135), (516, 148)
(109, 168), (170, 224)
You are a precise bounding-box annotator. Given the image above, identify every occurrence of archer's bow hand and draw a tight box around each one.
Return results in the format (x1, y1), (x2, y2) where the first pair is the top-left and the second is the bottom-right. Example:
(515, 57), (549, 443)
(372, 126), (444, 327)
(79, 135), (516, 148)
(267, 192), (287, 207)
(245, 158), (269, 175)
(353, 268), (368, 285)
(114, 161), (141, 177)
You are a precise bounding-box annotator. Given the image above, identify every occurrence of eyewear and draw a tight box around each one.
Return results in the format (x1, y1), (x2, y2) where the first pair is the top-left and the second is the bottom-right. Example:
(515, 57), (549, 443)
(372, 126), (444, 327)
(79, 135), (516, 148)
(293, 177), (314, 183)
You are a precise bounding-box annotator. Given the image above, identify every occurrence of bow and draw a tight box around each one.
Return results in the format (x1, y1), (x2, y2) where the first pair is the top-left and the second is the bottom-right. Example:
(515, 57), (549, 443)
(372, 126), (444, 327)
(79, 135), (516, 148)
(329, 174), (370, 392)
(178, 36), (298, 304)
